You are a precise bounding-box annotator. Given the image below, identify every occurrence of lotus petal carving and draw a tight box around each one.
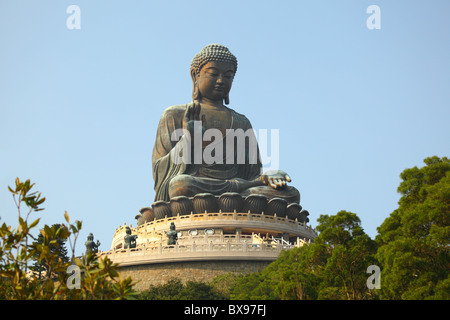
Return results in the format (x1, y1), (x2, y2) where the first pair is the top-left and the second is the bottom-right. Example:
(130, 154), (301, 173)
(218, 192), (244, 212)
(193, 193), (219, 213)
(152, 201), (172, 220)
(243, 194), (267, 214)
(170, 196), (194, 216)
(265, 197), (288, 217)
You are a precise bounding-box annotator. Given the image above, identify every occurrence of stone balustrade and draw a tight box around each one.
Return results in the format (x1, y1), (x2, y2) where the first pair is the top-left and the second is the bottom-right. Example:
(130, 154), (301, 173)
(107, 210), (317, 267)
(100, 235), (304, 267)
(111, 211), (317, 250)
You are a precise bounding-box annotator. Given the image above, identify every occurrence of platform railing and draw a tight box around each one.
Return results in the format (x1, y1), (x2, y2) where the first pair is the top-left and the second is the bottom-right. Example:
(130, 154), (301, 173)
(112, 212), (317, 252)
(99, 240), (297, 260)
(114, 211), (316, 237)
(100, 232), (314, 263)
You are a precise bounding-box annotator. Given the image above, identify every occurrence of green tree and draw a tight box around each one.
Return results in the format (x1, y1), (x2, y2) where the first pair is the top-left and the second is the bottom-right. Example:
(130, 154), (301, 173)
(210, 272), (238, 298)
(0, 178), (137, 300)
(182, 280), (227, 300)
(231, 271), (277, 300)
(376, 156), (450, 299)
(244, 245), (324, 300)
(230, 210), (378, 300)
(314, 211), (378, 300)
(32, 224), (69, 279)
(137, 278), (227, 300)
(139, 279), (184, 300)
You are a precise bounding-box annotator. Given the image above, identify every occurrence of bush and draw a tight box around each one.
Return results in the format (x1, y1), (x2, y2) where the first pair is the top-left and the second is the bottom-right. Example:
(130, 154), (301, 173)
(137, 278), (228, 300)
(0, 178), (137, 300)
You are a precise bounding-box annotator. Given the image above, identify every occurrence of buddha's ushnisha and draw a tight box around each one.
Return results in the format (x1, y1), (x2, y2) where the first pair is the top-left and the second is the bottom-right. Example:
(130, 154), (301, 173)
(152, 44), (299, 203)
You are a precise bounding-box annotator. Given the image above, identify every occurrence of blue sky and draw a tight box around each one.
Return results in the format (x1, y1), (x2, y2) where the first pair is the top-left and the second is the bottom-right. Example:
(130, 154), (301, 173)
(1, 1), (449, 256)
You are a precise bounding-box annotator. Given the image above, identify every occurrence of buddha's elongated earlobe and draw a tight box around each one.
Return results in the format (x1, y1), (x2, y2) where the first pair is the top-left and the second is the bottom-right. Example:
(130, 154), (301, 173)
(190, 68), (201, 101)
(224, 95), (230, 105)
(193, 81), (200, 100)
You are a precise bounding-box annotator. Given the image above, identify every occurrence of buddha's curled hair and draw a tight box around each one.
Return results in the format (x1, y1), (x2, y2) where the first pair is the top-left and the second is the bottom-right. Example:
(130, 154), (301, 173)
(190, 44), (238, 75)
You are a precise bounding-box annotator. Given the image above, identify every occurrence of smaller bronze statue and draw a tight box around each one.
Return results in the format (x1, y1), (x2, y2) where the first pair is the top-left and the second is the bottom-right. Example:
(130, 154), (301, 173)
(123, 226), (137, 249)
(85, 233), (100, 254)
(166, 222), (178, 245)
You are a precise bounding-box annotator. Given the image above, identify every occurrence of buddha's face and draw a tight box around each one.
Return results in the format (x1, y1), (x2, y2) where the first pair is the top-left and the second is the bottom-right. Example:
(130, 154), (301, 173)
(196, 61), (235, 103)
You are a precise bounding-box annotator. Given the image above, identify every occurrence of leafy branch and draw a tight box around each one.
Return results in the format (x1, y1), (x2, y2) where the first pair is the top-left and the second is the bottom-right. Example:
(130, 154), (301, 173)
(0, 178), (137, 300)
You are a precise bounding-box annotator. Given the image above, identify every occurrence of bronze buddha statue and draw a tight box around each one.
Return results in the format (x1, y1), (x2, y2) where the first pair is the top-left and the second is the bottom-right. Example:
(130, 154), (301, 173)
(152, 44), (300, 204)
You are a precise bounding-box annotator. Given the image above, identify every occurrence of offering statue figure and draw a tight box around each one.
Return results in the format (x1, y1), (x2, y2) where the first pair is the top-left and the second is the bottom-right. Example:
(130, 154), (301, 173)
(85, 233), (100, 254)
(166, 222), (178, 245)
(124, 226), (137, 249)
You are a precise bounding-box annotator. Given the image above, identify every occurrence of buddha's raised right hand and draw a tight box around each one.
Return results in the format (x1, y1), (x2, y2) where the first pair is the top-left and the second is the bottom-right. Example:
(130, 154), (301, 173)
(183, 101), (206, 135)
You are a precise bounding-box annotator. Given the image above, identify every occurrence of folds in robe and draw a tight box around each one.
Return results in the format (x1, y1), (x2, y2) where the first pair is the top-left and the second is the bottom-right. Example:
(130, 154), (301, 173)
(152, 104), (262, 201)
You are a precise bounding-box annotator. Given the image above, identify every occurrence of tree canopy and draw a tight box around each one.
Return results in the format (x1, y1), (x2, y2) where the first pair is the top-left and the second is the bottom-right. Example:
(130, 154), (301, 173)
(221, 156), (449, 300)
(376, 156), (449, 299)
(228, 210), (378, 300)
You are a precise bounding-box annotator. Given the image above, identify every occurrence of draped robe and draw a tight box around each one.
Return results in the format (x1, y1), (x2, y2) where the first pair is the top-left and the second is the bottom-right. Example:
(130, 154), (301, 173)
(152, 104), (299, 203)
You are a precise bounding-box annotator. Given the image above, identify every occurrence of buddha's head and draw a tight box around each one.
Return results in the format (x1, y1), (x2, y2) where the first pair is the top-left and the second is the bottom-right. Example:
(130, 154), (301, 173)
(190, 44), (238, 105)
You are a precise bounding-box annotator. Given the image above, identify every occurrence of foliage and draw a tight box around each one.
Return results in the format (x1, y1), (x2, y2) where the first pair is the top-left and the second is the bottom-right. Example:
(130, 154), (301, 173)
(227, 156), (449, 300)
(31, 224), (70, 279)
(376, 156), (450, 300)
(314, 211), (379, 300)
(137, 278), (228, 300)
(229, 210), (378, 300)
(67, 252), (137, 300)
(2, 155), (448, 300)
(210, 272), (239, 298)
(0, 178), (137, 300)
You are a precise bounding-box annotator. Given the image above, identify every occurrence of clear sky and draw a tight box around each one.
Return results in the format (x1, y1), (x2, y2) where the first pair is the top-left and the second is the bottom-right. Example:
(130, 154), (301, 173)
(1, 1), (449, 256)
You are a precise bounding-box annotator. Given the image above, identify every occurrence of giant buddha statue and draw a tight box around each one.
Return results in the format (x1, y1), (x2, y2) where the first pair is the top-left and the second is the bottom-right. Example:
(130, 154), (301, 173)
(152, 44), (300, 206)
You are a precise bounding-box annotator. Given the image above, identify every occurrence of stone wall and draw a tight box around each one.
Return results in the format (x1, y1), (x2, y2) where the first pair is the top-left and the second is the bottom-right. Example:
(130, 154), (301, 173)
(118, 260), (271, 291)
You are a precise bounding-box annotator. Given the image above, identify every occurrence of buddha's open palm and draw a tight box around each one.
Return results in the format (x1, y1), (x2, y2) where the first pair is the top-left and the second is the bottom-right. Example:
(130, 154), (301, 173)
(260, 170), (292, 189)
(184, 101), (206, 134)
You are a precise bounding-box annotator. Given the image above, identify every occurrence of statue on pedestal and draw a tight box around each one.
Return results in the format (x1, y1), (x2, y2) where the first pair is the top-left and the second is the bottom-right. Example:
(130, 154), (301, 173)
(152, 44), (300, 203)
(85, 233), (100, 254)
(124, 226), (137, 249)
(166, 222), (178, 245)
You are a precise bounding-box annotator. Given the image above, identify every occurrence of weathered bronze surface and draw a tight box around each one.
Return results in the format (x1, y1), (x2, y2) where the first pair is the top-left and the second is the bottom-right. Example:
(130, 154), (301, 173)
(166, 222), (178, 245)
(85, 232), (100, 254)
(151, 44), (300, 205)
(124, 226), (137, 249)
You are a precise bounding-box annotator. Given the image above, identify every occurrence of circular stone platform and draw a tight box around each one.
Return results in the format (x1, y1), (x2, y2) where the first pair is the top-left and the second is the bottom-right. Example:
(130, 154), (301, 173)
(98, 210), (317, 290)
